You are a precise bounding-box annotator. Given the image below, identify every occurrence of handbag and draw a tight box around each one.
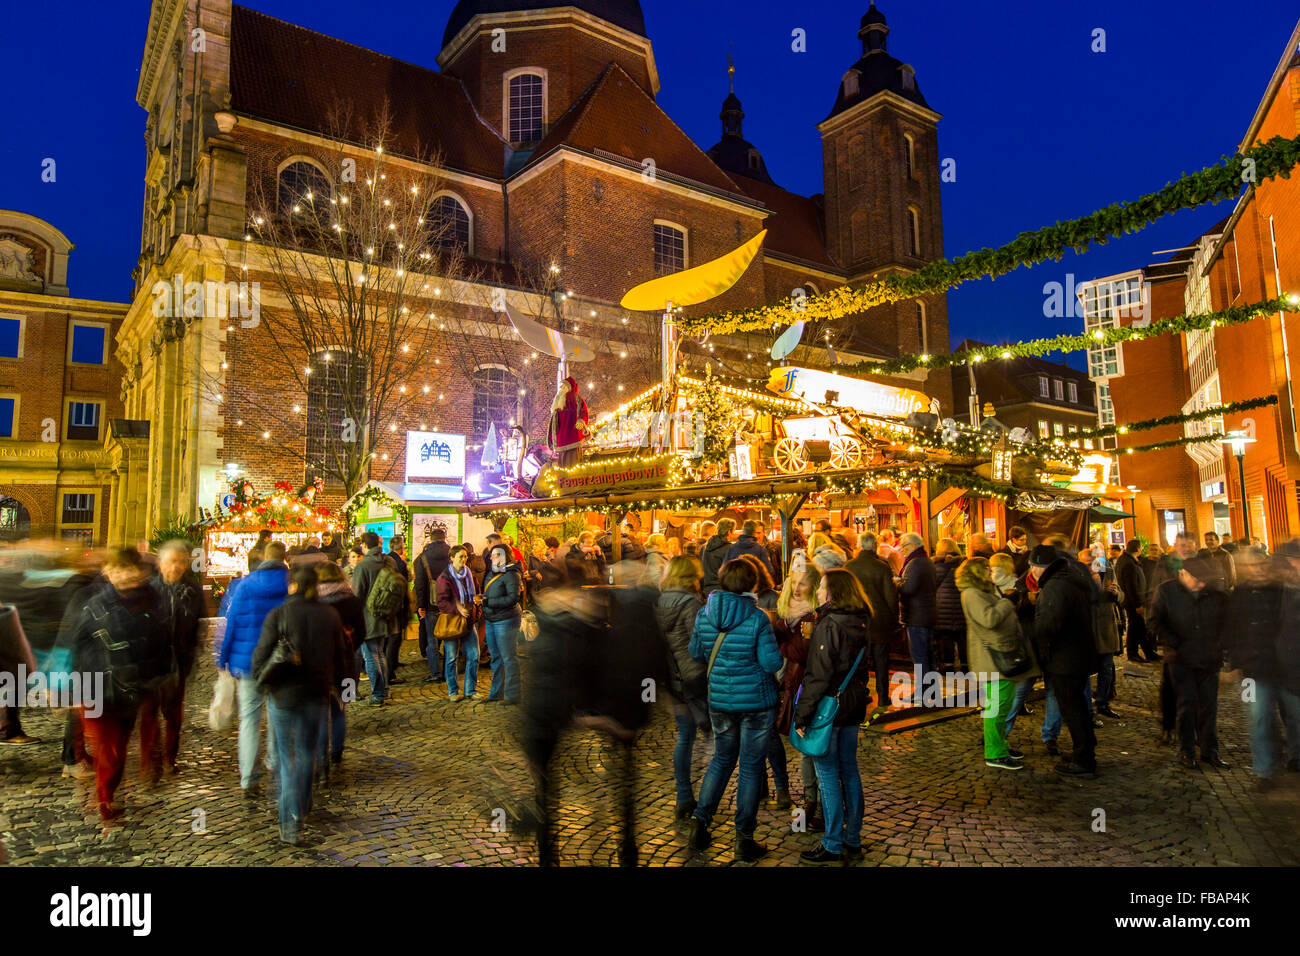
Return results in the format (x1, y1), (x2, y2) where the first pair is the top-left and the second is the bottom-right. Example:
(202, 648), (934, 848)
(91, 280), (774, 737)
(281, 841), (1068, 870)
(434, 610), (468, 641)
(987, 642), (1033, 678)
(789, 646), (866, 758)
(256, 610), (301, 691)
(520, 610), (539, 641)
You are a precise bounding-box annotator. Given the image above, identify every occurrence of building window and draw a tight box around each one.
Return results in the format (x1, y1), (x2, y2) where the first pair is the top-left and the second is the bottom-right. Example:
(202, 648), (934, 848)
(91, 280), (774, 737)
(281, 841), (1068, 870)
(915, 302), (927, 353)
(62, 493), (94, 524)
(429, 194), (471, 252)
(1053, 422), (1065, 438)
(1083, 437), (1094, 450)
(653, 223), (686, 275)
(1067, 381), (1078, 404)
(1037, 419), (1049, 439)
(508, 73), (544, 143)
(305, 350), (367, 483)
(0, 497), (30, 542)
(277, 160), (333, 215)
(66, 400), (101, 441)
(1053, 378), (1064, 401)
(69, 321), (108, 366)
(906, 207), (921, 256)
(1081, 276), (1139, 380)
(0, 395), (15, 438)
(0, 316), (23, 359)
(1097, 383), (1115, 426)
(903, 133), (916, 179)
(1038, 375), (1049, 397)
(1068, 425), (1079, 447)
(472, 366), (518, 444)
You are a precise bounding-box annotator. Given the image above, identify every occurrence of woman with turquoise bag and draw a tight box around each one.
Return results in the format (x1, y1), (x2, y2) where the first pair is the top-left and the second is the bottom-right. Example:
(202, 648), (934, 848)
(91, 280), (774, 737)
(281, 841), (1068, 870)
(794, 568), (871, 865)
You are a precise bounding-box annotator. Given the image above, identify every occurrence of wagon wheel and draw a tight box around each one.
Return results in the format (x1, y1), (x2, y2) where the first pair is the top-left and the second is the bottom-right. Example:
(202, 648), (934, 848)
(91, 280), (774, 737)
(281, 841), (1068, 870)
(773, 437), (807, 474)
(830, 437), (863, 470)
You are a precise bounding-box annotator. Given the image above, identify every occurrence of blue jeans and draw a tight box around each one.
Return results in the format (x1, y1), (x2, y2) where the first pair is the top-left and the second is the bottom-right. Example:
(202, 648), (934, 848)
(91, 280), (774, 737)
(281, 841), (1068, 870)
(423, 615), (444, 681)
(484, 618), (521, 702)
(906, 626), (934, 688)
(672, 696), (708, 805)
(445, 632), (479, 697)
(267, 698), (324, 838)
(1006, 679), (1093, 741)
(1248, 680), (1300, 778)
(360, 638), (388, 702)
(693, 706), (776, 838)
(317, 695), (345, 764)
(812, 724), (863, 854)
(236, 677), (277, 789)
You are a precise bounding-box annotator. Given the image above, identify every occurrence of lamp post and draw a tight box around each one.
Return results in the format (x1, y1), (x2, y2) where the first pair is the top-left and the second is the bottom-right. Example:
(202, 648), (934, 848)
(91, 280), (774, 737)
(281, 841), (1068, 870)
(1222, 431), (1257, 543)
(1126, 485), (1140, 541)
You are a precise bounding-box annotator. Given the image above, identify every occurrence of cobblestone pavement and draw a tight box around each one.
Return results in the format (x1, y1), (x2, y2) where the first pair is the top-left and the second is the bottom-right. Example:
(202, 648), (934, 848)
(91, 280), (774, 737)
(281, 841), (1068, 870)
(1, 638), (1298, 867)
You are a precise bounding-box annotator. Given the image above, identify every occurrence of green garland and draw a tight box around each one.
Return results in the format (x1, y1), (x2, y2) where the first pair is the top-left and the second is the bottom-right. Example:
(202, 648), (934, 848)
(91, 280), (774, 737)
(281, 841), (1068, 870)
(1078, 394), (1278, 441)
(1121, 432), (1228, 455)
(678, 134), (1300, 336)
(344, 485), (411, 541)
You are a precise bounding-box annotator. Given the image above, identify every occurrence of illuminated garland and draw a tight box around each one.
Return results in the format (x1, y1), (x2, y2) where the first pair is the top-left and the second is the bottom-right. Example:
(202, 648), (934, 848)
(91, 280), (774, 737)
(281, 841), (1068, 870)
(1120, 432), (1228, 455)
(343, 485), (411, 540)
(678, 134), (1300, 336)
(1078, 394), (1278, 441)
(219, 495), (337, 532)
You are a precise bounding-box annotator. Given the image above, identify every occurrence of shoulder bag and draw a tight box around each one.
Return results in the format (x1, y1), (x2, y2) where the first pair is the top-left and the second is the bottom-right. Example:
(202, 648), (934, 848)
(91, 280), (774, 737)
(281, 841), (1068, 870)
(789, 646), (866, 758)
(256, 609), (302, 692)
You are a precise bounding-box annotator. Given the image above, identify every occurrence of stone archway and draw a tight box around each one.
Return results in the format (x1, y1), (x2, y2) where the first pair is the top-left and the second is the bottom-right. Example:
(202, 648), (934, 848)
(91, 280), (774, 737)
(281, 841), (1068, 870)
(0, 496), (31, 542)
(0, 485), (44, 536)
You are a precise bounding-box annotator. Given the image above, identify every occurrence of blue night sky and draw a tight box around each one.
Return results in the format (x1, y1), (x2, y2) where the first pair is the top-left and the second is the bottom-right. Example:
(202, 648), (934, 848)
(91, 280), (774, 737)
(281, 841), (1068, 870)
(2, 0), (1294, 362)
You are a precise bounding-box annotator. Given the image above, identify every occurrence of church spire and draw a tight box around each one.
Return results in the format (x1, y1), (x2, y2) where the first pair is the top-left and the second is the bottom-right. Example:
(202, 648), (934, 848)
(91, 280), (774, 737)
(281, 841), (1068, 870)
(859, 1), (890, 54)
(720, 48), (744, 138)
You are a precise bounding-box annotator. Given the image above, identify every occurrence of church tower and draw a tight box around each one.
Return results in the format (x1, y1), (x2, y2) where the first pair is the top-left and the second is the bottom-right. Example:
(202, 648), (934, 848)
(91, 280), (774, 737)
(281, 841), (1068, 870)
(818, 3), (949, 389)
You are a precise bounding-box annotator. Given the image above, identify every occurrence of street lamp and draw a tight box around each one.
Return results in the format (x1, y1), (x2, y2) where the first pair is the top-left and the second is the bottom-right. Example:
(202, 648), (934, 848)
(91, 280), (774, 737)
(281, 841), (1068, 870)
(1126, 485), (1140, 540)
(1221, 431), (1257, 543)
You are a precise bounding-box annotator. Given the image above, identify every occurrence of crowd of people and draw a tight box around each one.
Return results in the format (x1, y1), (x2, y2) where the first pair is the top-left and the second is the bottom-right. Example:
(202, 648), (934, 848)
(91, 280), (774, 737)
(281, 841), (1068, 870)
(0, 515), (1295, 862)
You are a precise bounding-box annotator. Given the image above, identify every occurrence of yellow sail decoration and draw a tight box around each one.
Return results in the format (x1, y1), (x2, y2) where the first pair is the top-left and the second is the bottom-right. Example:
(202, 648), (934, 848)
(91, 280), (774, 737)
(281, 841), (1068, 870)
(620, 229), (767, 311)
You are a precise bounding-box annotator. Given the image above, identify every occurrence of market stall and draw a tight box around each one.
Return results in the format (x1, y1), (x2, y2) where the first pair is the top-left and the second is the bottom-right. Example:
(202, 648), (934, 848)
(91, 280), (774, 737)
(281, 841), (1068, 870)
(199, 479), (340, 578)
(344, 480), (497, 550)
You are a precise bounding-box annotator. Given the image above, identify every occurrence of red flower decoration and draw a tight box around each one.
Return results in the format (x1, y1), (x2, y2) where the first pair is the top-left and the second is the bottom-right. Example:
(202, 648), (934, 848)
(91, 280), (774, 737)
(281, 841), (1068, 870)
(256, 506), (266, 514)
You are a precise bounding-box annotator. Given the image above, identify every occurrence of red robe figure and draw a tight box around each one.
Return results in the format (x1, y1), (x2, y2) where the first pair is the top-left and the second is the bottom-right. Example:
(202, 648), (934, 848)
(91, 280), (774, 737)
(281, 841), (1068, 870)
(548, 376), (589, 467)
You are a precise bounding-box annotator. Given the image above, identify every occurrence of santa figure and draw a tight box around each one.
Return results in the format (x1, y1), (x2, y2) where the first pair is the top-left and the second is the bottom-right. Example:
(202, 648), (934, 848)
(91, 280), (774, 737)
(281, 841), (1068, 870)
(548, 376), (589, 467)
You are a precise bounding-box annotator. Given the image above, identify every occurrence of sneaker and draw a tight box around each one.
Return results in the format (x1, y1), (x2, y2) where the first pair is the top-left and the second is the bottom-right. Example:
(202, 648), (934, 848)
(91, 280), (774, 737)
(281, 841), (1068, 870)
(1006, 747), (1024, 760)
(1044, 740), (1061, 756)
(469, 693), (490, 701)
(736, 836), (768, 863)
(1054, 762), (1097, 778)
(1021, 703), (1034, 716)
(62, 760), (95, 780)
(986, 757), (1023, 771)
(448, 693), (464, 702)
(688, 818), (711, 851)
(367, 697), (387, 707)
(799, 846), (841, 865)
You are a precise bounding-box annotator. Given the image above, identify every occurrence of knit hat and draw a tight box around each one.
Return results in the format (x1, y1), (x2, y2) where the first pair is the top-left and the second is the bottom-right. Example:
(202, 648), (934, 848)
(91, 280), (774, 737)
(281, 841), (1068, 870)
(1028, 545), (1058, 568)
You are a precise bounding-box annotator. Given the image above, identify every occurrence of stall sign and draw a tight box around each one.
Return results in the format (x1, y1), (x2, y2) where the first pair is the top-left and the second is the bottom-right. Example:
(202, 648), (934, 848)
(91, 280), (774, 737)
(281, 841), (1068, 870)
(767, 366), (936, 418)
(730, 444), (754, 480)
(536, 455), (675, 497)
(405, 431), (466, 481)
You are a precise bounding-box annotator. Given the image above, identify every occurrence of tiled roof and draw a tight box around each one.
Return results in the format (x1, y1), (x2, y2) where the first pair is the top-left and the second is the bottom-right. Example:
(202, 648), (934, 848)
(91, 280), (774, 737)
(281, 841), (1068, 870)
(229, 6), (507, 179)
(525, 63), (747, 196)
(728, 175), (837, 271)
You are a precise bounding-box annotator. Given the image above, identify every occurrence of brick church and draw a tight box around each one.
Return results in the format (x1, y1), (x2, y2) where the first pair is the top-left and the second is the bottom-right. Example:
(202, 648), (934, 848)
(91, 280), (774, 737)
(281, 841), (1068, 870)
(109, 0), (951, 543)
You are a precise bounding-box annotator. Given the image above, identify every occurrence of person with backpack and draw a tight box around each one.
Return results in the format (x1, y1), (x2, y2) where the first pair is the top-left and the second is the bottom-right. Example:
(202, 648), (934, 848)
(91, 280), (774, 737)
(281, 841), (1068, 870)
(252, 564), (351, 846)
(71, 548), (173, 828)
(687, 559), (784, 863)
(219, 540), (289, 795)
(795, 568), (871, 865)
(414, 527), (452, 683)
(315, 561), (364, 775)
(435, 546), (481, 701)
(481, 544), (523, 705)
(353, 532), (404, 706)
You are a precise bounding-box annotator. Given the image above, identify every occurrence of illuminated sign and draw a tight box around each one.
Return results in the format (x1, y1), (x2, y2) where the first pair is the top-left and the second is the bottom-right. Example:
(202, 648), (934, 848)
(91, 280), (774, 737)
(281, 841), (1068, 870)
(405, 431), (466, 481)
(767, 366), (936, 418)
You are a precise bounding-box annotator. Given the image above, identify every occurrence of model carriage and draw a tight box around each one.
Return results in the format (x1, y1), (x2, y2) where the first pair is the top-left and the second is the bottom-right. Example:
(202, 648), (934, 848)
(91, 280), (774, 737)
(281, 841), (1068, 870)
(770, 409), (873, 474)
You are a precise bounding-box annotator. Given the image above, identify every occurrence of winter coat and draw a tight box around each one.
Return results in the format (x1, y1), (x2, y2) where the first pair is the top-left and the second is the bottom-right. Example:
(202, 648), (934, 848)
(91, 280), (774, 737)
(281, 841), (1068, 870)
(251, 594), (351, 708)
(412, 541), (451, 610)
(435, 568), (477, 621)
(481, 563), (524, 624)
(688, 590), (782, 713)
(655, 588), (705, 700)
(3, 568), (95, 657)
(1029, 558), (1098, 677)
(933, 554), (965, 631)
(1143, 555), (1180, 618)
(320, 538), (343, 562)
(795, 607), (871, 729)
(810, 544), (846, 573)
(958, 577), (1039, 682)
(700, 534), (731, 594)
(1114, 552), (1147, 611)
(899, 548), (937, 629)
(353, 547), (401, 640)
(151, 570), (207, 678)
(643, 547), (670, 586)
(549, 375), (589, 453)
(218, 561), (288, 678)
(1093, 572), (1124, 655)
(388, 552), (410, 581)
(766, 540), (786, 588)
(845, 551), (899, 644)
(1225, 582), (1284, 682)
(1279, 586), (1300, 694)
(318, 580), (366, 653)
(724, 535), (776, 577)
(565, 544), (607, 585)
(0, 605), (36, 677)
(1149, 579), (1227, 671)
(597, 532), (645, 565)
(775, 609), (816, 734)
(996, 545), (1031, 580)
(1198, 547), (1236, 590)
(72, 583), (174, 714)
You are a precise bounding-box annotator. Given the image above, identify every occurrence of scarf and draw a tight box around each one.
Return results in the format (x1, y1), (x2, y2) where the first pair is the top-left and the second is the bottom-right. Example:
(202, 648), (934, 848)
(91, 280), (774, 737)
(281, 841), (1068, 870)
(992, 568), (1018, 593)
(448, 564), (476, 604)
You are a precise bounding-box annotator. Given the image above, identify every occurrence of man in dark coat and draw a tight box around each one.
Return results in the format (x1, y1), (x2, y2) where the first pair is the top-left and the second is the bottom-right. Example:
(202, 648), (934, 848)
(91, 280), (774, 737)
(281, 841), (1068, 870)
(352, 532), (400, 704)
(1147, 533), (1200, 740)
(1150, 556), (1230, 770)
(596, 527), (646, 566)
(700, 518), (735, 596)
(723, 520), (776, 578)
(1198, 532), (1236, 590)
(996, 526), (1031, 578)
(567, 531), (608, 584)
(1114, 539), (1155, 662)
(1028, 545), (1099, 777)
(413, 527), (452, 681)
(142, 541), (207, 775)
(845, 533), (898, 709)
(898, 533), (937, 689)
(319, 531), (343, 563)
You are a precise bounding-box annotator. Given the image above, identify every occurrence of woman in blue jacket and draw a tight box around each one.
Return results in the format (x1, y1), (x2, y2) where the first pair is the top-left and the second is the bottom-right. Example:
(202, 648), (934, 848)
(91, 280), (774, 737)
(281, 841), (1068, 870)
(687, 559), (783, 863)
